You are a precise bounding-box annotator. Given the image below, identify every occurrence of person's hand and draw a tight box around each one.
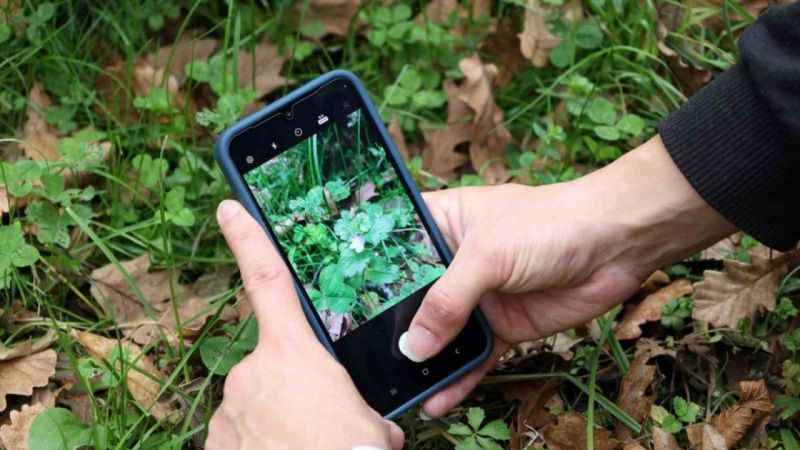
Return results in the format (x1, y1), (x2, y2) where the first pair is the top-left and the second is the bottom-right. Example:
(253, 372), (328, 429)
(206, 200), (404, 450)
(400, 136), (737, 417)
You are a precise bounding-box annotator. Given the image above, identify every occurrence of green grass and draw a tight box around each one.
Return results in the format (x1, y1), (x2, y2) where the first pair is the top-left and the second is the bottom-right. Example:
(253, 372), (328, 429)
(2, 1), (798, 449)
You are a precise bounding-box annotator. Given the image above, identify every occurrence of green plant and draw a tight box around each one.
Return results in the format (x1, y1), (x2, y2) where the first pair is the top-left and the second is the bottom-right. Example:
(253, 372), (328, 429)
(661, 296), (693, 330)
(200, 316), (259, 375)
(448, 407), (511, 450)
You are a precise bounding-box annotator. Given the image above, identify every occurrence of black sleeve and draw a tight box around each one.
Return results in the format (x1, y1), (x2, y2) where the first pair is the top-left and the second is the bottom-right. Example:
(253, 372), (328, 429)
(658, 2), (800, 251)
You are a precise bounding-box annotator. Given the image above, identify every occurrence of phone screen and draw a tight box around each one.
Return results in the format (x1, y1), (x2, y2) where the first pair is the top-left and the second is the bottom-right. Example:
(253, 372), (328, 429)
(241, 108), (445, 342)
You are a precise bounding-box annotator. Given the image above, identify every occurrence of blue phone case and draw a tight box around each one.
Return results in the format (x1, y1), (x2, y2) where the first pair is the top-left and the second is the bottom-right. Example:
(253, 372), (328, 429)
(215, 69), (493, 419)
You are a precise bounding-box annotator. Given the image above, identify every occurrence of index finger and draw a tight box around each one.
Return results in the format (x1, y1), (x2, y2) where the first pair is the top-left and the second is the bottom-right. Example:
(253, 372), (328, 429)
(216, 199), (312, 341)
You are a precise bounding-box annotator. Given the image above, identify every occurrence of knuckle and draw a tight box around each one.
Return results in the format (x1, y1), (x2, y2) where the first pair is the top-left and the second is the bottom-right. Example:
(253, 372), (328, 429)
(245, 263), (285, 290)
(424, 286), (464, 326)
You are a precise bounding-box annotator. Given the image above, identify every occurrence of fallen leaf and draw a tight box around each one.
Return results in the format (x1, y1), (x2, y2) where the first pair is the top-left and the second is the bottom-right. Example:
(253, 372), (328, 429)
(72, 330), (179, 422)
(0, 402), (47, 450)
(656, 4), (712, 96)
(548, 332), (583, 360)
(61, 393), (93, 424)
(21, 83), (59, 162)
(642, 270), (670, 293)
(456, 55), (512, 184)
(502, 378), (561, 442)
(147, 33), (218, 83)
(128, 268), (234, 346)
(0, 329), (57, 361)
(421, 122), (471, 181)
(234, 289), (253, 322)
(89, 254), (173, 326)
(295, 0), (359, 37)
(614, 343), (661, 439)
(543, 412), (620, 450)
(518, 0), (582, 68)
(687, 424), (728, 450)
(692, 251), (799, 329)
(236, 40), (287, 99)
(710, 380), (773, 448)
(482, 16), (525, 86)
(616, 279), (693, 340)
(653, 426), (683, 450)
(0, 350), (57, 412)
(624, 443), (648, 450)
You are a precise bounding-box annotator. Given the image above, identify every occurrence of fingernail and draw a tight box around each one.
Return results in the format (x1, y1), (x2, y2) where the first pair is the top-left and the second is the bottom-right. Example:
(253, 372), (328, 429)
(418, 410), (432, 421)
(398, 328), (437, 362)
(217, 200), (240, 221)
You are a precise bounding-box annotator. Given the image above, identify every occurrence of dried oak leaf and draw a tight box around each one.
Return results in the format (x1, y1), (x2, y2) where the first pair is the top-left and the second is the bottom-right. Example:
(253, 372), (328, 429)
(543, 412), (620, 450)
(147, 33), (218, 83)
(237, 40), (287, 100)
(710, 380), (773, 449)
(21, 83), (59, 162)
(656, 3), (712, 96)
(0, 349), (57, 412)
(0, 402), (47, 450)
(614, 342), (663, 439)
(129, 268), (234, 346)
(483, 16), (526, 87)
(502, 378), (562, 442)
(73, 330), (179, 422)
(294, 0), (359, 37)
(89, 254), (173, 326)
(686, 424), (728, 450)
(642, 270), (670, 293)
(653, 426), (683, 450)
(456, 55), (512, 184)
(388, 120), (412, 162)
(421, 121), (471, 181)
(0, 329), (57, 361)
(518, 0), (582, 68)
(692, 251), (798, 329)
(616, 279), (693, 340)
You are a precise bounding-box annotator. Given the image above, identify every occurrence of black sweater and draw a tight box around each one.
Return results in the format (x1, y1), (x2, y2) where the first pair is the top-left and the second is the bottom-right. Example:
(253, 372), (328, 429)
(658, 2), (800, 251)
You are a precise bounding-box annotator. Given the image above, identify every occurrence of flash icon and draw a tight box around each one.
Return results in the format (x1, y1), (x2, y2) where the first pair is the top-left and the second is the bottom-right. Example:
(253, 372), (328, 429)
(317, 114), (329, 125)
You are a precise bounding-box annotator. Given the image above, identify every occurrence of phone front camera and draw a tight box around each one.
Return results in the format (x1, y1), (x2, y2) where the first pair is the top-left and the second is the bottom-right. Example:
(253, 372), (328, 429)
(294, 128), (303, 137)
(246, 155), (254, 164)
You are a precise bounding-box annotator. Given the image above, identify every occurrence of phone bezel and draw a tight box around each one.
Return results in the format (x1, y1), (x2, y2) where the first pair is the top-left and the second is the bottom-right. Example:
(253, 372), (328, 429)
(215, 70), (493, 418)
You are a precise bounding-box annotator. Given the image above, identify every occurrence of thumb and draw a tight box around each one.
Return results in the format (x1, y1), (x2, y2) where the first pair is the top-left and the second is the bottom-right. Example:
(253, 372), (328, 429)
(399, 238), (497, 362)
(217, 199), (313, 343)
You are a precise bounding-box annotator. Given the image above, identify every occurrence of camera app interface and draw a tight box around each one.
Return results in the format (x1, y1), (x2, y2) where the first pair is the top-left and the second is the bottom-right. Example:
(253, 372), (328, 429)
(243, 109), (444, 342)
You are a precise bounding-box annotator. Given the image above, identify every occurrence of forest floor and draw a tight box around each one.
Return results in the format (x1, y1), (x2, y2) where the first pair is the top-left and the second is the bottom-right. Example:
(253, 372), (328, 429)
(1, 1), (799, 449)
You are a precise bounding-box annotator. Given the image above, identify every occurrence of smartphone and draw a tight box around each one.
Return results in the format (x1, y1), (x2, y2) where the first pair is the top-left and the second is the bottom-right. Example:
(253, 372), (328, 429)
(215, 70), (493, 418)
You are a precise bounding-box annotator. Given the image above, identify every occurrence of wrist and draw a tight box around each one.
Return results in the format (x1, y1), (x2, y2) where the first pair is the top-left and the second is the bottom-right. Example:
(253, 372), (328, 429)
(577, 135), (737, 276)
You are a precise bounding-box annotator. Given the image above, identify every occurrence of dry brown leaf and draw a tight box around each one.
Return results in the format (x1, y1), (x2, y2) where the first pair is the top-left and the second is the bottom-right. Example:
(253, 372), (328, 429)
(295, 0), (359, 37)
(61, 393), (93, 424)
(656, 3), (712, 96)
(237, 40), (287, 99)
(21, 82), (59, 162)
(687, 424), (728, 450)
(456, 55), (512, 184)
(692, 251), (798, 329)
(0, 350), (57, 412)
(129, 268), (233, 345)
(642, 270), (670, 292)
(624, 443), (648, 450)
(653, 426), (683, 450)
(616, 279), (693, 340)
(424, 0), (460, 23)
(90, 254), (173, 326)
(502, 378), (561, 438)
(543, 412), (620, 450)
(148, 34), (218, 83)
(234, 289), (253, 322)
(518, 0), (582, 68)
(482, 16), (525, 87)
(0, 402), (47, 450)
(548, 332), (583, 360)
(710, 380), (773, 448)
(0, 329), (57, 361)
(421, 123), (471, 181)
(614, 343), (661, 439)
(73, 330), (178, 422)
